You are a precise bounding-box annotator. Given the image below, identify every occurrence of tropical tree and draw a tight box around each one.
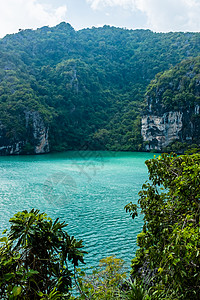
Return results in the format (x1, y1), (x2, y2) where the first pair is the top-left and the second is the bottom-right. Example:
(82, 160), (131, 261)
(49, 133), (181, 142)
(0, 209), (86, 299)
(76, 256), (127, 300)
(125, 152), (200, 299)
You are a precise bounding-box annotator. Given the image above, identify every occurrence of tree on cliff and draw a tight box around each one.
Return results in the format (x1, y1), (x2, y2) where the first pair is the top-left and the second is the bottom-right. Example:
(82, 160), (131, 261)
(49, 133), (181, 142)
(0, 209), (86, 299)
(125, 152), (200, 299)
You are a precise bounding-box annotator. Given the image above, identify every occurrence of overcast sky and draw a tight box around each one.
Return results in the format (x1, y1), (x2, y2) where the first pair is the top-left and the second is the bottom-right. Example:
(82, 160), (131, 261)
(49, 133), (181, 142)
(0, 0), (200, 38)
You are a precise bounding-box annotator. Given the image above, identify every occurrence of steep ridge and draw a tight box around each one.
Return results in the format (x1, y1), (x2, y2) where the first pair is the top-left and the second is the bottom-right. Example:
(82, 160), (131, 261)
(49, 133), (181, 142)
(142, 57), (200, 152)
(0, 23), (200, 154)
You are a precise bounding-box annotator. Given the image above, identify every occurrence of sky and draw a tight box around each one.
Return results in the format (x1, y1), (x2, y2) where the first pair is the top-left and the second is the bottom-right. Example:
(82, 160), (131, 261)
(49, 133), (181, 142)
(0, 0), (200, 38)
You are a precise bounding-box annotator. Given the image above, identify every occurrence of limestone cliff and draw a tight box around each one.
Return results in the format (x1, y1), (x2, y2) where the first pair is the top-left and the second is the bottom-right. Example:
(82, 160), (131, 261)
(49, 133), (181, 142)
(142, 57), (200, 151)
(142, 112), (183, 151)
(0, 111), (49, 155)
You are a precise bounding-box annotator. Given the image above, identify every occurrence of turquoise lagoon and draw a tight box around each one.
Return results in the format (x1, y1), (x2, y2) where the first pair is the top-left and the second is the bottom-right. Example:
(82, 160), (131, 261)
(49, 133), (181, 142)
(0, 151), (155, 270)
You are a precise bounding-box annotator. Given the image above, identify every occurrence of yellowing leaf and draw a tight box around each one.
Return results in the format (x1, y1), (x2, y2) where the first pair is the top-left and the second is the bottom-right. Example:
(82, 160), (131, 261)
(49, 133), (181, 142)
(12, 286), (22, 296)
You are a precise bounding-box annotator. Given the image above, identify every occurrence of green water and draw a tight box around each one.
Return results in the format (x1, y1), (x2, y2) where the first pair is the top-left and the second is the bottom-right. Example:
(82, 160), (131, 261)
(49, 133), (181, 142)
(0, 151), (155, 269)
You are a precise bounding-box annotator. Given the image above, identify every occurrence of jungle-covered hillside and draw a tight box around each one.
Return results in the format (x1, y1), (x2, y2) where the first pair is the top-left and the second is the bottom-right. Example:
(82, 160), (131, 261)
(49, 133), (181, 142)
(0, 22), (200, 154)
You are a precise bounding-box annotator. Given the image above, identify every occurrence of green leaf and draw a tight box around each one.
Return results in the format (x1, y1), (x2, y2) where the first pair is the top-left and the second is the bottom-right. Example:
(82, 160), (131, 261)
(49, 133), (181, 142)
(26, 270), (39, 277)
(13, 253), (21, 260)
(0, 236), (7, 242)
(4, 273), (15, 281)
(12, 286), (22, 296)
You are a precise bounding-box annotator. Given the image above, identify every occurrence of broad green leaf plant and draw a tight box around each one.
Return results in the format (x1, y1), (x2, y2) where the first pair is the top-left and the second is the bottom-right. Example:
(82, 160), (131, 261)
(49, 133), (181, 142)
(126, 152), (200, 299)
(0, 209), (86, 299)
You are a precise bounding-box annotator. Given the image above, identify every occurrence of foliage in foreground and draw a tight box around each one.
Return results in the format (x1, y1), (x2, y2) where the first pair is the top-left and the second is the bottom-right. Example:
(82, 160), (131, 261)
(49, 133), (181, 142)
(75, 256), (126, 299)
(125, 152), (200, 299)
(74, 256), (152, 300)
(0, 209), (86, 299)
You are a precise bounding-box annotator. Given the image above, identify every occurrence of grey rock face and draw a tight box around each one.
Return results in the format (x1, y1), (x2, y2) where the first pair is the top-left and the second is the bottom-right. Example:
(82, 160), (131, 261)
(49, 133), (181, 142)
(141, 58), (200, 151)
(25, 111), (49, 154)
(0, 141), (25, 155)
(141, 103), (200, 151)
(0, 111), (49, 155)
(142, 112), (183, 151)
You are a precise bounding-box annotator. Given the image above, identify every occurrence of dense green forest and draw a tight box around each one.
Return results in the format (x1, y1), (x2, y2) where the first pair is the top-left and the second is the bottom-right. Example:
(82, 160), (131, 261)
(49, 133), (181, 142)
(125, 151), (200, 299)
(0, 22), (200, 154)
(146, 56), (200, 112)
(142, 56), (200, 152)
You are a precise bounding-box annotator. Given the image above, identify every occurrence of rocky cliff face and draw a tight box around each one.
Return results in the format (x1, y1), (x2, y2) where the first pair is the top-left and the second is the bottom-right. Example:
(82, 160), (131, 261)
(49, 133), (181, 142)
(142, 103), (200, 152)
(0, 111), (49, 155)
(141, 57), (200, 151)
(142, 111), (183, 151)
(25, 111), (49, 154)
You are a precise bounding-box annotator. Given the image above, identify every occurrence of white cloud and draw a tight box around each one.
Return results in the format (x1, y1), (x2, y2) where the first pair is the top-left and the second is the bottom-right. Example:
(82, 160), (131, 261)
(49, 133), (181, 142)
(0, 0), (67, 38)
(87, 0), (200, 32)
(87, 0), (135, 10)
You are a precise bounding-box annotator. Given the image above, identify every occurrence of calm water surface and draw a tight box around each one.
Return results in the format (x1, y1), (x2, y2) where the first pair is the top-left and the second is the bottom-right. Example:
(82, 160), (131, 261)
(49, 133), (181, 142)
(0, 151), (155, 270)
